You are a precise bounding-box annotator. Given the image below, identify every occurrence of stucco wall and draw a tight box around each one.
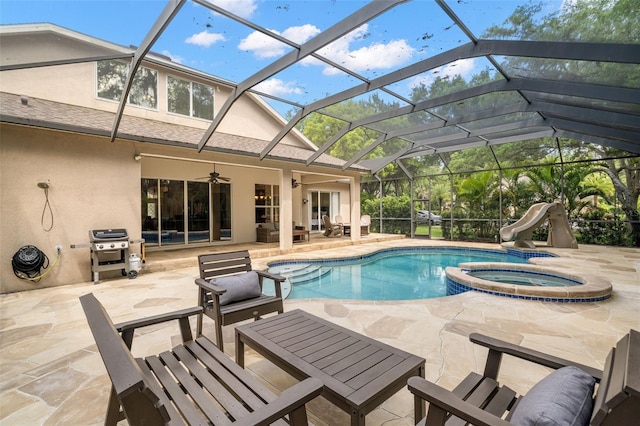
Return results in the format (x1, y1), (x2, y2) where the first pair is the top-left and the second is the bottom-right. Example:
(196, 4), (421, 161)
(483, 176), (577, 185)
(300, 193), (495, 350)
(0, 124), (360, 293)
(1, 125), (143, 292)
(0, 62), (308, 148)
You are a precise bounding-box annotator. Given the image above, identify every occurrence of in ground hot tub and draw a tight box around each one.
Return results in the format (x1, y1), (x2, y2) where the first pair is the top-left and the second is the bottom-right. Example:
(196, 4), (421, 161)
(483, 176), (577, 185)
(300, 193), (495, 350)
(446, 263), (612, 302)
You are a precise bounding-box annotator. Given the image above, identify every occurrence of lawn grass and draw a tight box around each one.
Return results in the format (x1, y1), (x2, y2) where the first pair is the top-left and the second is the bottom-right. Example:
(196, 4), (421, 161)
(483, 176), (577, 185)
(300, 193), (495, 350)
(415, 224), (443, 238)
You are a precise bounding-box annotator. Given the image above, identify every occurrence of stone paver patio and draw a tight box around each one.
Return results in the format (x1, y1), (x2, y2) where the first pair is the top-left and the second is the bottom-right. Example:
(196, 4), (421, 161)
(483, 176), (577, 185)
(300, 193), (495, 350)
(1, 238), (639, 425)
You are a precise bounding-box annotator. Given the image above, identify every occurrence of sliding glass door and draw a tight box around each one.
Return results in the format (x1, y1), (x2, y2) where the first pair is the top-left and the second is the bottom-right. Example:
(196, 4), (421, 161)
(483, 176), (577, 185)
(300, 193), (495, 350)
(142, 178), (231, 247)
(309, 190), (340, 231)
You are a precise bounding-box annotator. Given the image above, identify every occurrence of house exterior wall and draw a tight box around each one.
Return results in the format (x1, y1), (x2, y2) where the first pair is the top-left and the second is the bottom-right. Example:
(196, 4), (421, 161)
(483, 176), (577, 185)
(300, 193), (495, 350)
(0, 26), (365, 293)
(0, 62), (306, 147)
(0, 123), (360, 293)
(1, 125), (142, 293)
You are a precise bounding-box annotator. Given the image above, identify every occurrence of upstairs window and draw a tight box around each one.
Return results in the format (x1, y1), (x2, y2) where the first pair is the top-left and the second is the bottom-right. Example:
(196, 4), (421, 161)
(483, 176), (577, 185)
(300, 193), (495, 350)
(96, 60), (158, 109)
(168, 75), (214, 120)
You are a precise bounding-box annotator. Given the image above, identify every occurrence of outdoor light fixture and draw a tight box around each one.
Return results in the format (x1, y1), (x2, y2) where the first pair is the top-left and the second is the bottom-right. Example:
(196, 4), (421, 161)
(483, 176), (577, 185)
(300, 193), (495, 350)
(134, 154), (142, 161)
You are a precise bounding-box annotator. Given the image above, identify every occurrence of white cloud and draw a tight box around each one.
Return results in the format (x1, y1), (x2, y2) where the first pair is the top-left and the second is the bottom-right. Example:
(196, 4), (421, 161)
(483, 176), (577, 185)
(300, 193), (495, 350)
(161, 50), (184, 64)
(407, 58), (478, 89)
(185, 30), (226, 47)
(317, 24), (415, 75)
(254, 78), (304, 96)
(239, 24), (321, 59)
(206, 0), (257, 19)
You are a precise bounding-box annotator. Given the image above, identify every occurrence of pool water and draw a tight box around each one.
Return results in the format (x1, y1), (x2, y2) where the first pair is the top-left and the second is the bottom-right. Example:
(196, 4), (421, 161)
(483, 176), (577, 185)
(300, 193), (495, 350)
(266, 249), (530, 301)
(466, 270), (580, 287)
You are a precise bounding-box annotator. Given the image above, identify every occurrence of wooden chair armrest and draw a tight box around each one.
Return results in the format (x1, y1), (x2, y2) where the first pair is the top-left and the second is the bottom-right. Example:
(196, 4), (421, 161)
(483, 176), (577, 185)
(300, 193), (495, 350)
(114, 306), (203, 347)
(407, 377), (512, 426)
(114, 306), (203, 333)
(469, 333), (602, 381)
(256, 270), (286, 283)
(235, 378), (323, 426)
(194, 277), (227, 295)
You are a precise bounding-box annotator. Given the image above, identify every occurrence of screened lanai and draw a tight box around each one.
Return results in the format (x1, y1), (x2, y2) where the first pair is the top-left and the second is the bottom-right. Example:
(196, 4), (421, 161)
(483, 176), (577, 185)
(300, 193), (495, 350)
(4, 0), (638, 161)
(3, 0), (639, 244)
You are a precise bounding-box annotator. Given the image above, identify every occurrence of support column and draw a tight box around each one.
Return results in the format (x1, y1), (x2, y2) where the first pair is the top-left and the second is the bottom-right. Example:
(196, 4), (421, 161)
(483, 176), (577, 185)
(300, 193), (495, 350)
(350, 175), (361, 241)
(280, 168), (293, 251)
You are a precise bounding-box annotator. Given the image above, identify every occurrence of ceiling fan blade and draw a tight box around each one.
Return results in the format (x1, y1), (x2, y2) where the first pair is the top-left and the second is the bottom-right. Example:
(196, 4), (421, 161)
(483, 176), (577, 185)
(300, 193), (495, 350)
(218, 176), (231, 182)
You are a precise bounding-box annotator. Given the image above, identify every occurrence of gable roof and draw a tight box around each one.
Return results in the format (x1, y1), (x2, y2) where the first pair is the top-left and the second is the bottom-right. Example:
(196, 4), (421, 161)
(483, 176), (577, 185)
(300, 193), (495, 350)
(0, 91), (366, 171)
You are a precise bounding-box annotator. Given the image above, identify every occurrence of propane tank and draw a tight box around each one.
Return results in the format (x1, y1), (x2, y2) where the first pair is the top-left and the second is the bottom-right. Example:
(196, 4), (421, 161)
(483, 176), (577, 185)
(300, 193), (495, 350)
(128, 253), (142, 278)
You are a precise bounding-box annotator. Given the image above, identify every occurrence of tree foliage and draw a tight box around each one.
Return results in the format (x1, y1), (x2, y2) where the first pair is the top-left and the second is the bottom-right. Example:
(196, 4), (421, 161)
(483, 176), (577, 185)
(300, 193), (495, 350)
(297, 0), (639, 245)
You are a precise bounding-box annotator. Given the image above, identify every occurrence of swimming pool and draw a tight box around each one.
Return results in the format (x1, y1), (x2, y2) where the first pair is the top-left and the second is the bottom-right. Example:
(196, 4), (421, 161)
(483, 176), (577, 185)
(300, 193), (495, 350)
(266, 248), (538, 300)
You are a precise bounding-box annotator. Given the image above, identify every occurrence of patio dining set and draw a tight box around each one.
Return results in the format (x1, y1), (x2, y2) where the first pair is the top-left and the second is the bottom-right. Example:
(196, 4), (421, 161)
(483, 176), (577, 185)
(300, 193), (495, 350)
(82, 250), (639, 426)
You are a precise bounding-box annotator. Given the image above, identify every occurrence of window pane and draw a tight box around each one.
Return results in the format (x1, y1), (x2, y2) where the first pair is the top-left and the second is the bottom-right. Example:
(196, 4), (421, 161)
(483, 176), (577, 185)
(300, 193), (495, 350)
(130, 67), (157, 108)
(256, 207), (269, 223)
(141, 178), (159, 247)
(213, 183), (231, 240)
(188, 181), (209, 243)
(255, 184), (268, 206)
(97, 60), (126, 101)
(168, 76), (190, 116)
(193, 82), (214, 120)
(160, 180), (184, 245)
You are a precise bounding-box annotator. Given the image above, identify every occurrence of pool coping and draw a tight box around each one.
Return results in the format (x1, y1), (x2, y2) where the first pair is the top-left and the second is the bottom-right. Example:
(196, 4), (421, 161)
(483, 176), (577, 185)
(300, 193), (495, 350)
(445, 262), (613, 302)
(267, 245), (554, 269)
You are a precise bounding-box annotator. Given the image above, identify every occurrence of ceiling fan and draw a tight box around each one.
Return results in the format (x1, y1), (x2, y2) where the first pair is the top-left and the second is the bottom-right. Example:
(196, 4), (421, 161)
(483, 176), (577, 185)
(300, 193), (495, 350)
(198, 164), (230, 184)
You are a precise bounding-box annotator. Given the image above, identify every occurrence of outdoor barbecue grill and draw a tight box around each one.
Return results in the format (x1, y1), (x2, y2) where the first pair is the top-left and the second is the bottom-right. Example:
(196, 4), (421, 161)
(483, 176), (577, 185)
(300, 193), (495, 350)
(71, 229), (144, 284)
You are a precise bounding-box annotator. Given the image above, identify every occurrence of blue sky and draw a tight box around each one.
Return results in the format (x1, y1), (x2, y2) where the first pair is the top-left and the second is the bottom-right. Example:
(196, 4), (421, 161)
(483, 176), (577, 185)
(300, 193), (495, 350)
(1, 0), (563, 113)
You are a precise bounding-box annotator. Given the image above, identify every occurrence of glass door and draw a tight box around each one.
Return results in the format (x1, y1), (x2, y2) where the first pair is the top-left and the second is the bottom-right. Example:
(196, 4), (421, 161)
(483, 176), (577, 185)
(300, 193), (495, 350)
(141, 179), (231, 247)
(188, 181), (209, 243)
(160, 180), (185, 245)
(309, 191), (338, 231)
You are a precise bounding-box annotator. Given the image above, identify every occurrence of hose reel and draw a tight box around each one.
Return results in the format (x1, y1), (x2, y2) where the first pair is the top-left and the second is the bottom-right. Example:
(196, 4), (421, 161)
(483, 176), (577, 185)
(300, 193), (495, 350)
(12, 245), (50, 282)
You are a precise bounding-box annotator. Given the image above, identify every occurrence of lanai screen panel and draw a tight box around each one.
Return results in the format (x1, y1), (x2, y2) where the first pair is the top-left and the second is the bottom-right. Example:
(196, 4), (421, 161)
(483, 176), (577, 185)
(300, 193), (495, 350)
(2, 0), (638, 168)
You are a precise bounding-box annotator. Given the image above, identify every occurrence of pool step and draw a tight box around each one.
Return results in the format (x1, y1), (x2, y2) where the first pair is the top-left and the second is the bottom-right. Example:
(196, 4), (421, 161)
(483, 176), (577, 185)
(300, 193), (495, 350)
(267, 264), (332, 298)
(288, 266), (331, 284)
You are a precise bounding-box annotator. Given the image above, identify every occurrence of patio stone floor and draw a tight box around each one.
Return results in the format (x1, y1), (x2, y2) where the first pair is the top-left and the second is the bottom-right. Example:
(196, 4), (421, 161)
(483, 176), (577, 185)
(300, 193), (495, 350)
(1, 237), (639, 425)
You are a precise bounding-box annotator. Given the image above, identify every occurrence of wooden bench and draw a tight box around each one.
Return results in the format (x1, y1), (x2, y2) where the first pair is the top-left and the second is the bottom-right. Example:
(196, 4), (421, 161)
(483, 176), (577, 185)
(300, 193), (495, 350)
(408, 329), (639, 425)
(80, 293), (322, 426)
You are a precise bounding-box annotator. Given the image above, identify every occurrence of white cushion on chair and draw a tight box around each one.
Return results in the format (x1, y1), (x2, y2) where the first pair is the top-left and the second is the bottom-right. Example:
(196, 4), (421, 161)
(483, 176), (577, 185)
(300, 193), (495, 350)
(211, 271), (261, 305)
(510, 366), (595, 426)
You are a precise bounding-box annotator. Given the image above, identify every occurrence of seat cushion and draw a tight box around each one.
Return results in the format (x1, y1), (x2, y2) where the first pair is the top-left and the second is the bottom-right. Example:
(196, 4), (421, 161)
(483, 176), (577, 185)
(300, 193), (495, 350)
(211, 271), (261, 305)
(510, 366), (595, 426)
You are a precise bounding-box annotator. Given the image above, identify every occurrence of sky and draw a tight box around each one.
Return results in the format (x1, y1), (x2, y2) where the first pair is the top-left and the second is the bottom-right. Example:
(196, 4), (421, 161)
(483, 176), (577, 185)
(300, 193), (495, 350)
(0, 0), (564, 115)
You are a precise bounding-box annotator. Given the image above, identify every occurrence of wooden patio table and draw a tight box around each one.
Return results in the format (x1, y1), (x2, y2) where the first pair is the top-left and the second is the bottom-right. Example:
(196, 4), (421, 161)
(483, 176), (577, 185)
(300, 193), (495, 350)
(235, 309), (425, 425)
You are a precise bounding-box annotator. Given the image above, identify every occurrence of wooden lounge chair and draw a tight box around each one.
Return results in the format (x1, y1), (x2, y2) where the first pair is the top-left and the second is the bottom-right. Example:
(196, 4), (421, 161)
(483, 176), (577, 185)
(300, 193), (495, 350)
(80, 293), (322, 426)
(322, 215), (343, 237)
(195, 250), (286, 351)
(408, 330), (639, 425)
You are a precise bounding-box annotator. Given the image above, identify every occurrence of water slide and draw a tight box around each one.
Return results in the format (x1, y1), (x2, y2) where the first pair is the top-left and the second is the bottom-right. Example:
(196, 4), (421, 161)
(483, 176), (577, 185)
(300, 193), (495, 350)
(500, 202), (578, 249)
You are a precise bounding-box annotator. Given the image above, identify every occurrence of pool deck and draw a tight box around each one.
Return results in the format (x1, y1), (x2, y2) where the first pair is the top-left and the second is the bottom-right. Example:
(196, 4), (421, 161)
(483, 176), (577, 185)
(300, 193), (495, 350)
(1, 237), (639, 425)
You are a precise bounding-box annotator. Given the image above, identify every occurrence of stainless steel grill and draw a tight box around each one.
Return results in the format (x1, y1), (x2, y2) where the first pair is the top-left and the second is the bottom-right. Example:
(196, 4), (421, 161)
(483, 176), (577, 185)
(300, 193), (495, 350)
(72, 229), (143, 284)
